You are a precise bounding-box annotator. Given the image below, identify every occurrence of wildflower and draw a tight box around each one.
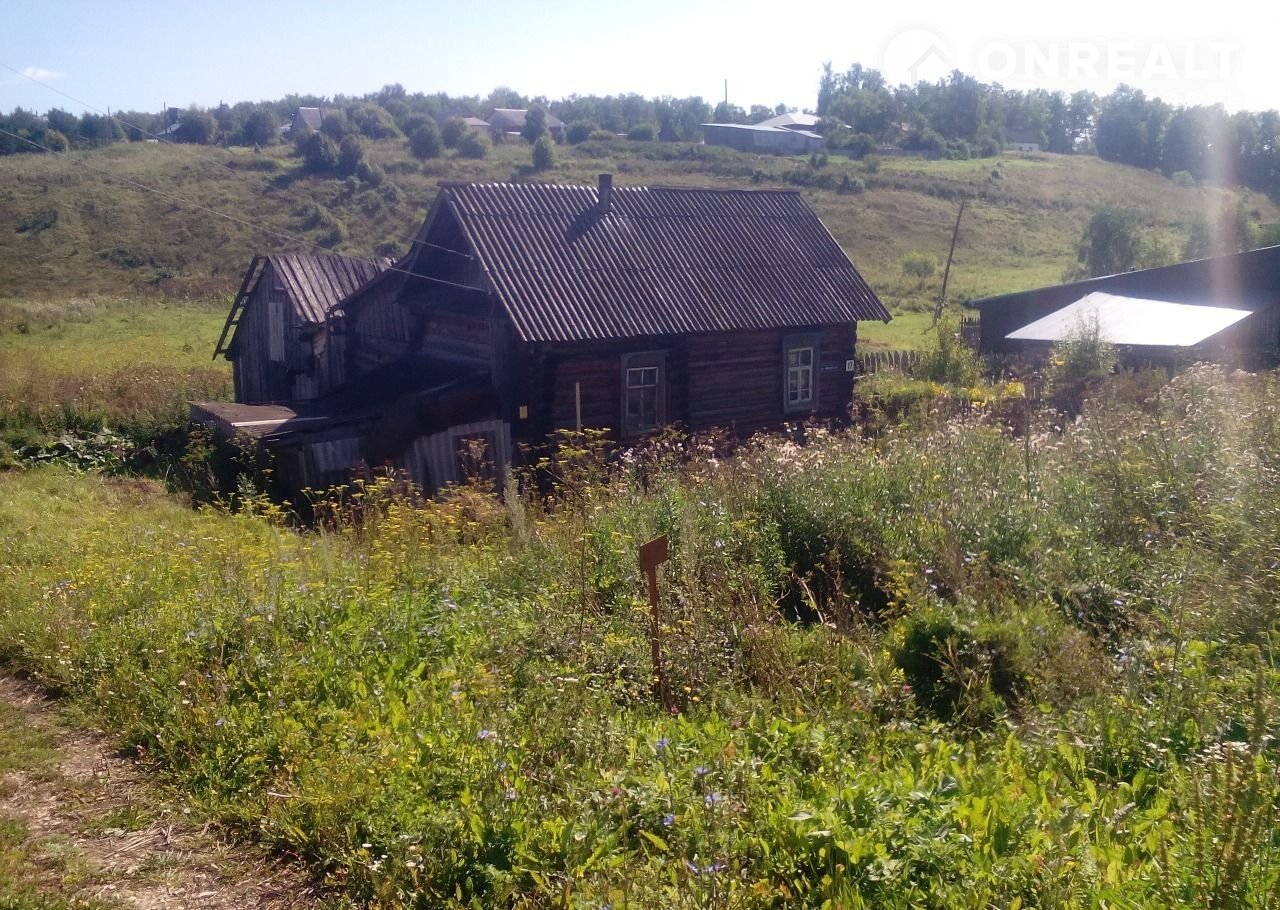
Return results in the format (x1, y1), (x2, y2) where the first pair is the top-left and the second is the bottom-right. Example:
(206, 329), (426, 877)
(477, 729), (497, 741)
(662, 813), (675, 827)
(694, 765), (708, 779)
(504, 788), (517, 801)
(655, 736), (670, 751)
(704, 791), (723, 807)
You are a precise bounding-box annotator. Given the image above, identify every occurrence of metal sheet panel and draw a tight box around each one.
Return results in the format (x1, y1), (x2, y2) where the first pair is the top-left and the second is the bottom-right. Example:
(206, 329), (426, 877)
(1006, 291), (1253, 346)
(441, 182), (890, 343)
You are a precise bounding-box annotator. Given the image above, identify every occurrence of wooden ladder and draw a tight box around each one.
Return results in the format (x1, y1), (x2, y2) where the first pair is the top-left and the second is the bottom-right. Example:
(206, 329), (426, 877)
(212, 255), (264, 360)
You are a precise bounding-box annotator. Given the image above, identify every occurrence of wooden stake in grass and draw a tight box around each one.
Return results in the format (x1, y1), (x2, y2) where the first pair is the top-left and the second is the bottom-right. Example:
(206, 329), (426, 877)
(638, 534), (674, 714)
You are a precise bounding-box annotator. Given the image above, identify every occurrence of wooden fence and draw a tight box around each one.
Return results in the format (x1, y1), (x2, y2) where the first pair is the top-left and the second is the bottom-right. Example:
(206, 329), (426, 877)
(855, 349), (925, 375)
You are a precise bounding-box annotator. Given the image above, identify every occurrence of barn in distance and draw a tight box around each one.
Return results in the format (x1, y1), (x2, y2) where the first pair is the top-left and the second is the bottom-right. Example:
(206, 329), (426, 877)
(193, 175), (890, 495)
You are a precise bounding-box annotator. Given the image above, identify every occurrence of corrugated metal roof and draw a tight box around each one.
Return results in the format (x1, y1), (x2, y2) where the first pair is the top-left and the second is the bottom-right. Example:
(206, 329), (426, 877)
(1006, 291), (1253, 346)
(489, 108), (566, 130)
(439, 181), (890, 342)
(265, 253), (391, 325)
(971, 244), (1280, 313)
(754, 112), (822, 129)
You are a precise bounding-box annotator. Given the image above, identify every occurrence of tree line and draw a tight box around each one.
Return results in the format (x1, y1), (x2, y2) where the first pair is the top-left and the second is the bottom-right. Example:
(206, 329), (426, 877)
(3, 68), (1279, 200)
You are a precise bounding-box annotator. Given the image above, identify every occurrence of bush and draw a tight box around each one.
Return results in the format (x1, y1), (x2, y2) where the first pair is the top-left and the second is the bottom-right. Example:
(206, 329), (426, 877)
(355, 160), (385, 187)
(440, 117), (466, 149)
(626, 124), (656, 141)
(409, 121), (443, 160)
(901, 251), (937, 281)
(297, 131), (339, 173)
(457, 130), (489, 160)
(892, 602), (1030, 724)
(531, 135), (555, 170)
(1045, 312), (1117, 401)
(566, 120), (596, 144)
(337, 135), (365, 176)
(919, 318), (981, 388)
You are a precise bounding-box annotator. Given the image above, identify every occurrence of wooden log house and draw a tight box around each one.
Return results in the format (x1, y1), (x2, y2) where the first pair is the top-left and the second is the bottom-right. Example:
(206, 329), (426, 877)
(194, 176), (890, 495)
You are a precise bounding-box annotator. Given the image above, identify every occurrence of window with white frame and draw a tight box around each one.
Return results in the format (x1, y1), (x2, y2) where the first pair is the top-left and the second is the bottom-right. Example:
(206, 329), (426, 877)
(621, 352), (665, 434)
(785, 343), (815, 408)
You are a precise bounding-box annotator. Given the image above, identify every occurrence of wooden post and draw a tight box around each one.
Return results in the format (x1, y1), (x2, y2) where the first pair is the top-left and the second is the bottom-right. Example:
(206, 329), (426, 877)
(638, 534), (673, 713)
(929, 198), (966, 329)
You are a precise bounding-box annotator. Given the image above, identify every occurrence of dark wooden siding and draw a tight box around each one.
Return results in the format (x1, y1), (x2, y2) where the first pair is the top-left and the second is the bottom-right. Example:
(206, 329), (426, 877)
(231, 264), (291, 404)
(347, 278), (415, 377)
(518, 323), (859, 441)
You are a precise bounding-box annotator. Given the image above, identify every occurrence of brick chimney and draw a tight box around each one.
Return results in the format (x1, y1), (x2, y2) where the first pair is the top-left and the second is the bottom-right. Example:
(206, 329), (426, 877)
(598, 173), (613, 215)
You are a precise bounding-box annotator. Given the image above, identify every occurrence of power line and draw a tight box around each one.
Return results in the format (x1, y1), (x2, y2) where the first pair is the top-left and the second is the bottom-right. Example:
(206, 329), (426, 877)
(0, 61), (177, 147)
(0, 127), (489, 296)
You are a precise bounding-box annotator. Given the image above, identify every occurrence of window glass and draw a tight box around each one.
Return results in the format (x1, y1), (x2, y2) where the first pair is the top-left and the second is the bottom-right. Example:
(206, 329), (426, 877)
(786, 345), (814, 405)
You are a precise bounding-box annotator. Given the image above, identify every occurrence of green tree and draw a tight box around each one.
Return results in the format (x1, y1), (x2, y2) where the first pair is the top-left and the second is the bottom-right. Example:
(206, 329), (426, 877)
(337, 135), (365, 176)
(457, 130), (489, 159)
(565, 120), (595, 144)
(1071, 207), (1144, 278)
(240, 109), (279, 147)
(320, 111), (349, 139)
(409, 121), (443, 159)
(440, 117), (466, 148)
(298, 131), (340, 172)
(174, 109), (216, 144)
(521, 105), (549, 144)
(531, 134), (555, 170)
(45, 108), (80, 141)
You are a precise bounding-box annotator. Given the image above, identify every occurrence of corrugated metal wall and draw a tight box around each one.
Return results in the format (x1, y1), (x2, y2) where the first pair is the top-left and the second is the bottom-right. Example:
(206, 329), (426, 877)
(402, 419), (512, 493)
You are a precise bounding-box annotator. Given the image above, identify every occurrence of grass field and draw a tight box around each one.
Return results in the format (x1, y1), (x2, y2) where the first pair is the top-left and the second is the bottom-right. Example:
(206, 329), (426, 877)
(1, 364), (1278, 908)
(2, 139), (1275, 312)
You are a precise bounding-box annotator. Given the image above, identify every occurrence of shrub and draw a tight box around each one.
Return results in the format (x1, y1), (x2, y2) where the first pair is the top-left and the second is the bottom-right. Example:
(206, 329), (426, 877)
(901, 251), (937, 281)
(440, 117), (466, 149)
(457, 130), (489, 160)
(1045, 312), (1117, 408)
(626, 124), (656, 141)
(337, 135), (365, 176)
(297, 131), (339, 173)
(531, 135), (555, 170)
(892, 602), (1031, 725)
(409, 121), (443, 160)
(918, 317), (980, 387)
(566, 120), (596, 144)
(355, 160), (385, 187)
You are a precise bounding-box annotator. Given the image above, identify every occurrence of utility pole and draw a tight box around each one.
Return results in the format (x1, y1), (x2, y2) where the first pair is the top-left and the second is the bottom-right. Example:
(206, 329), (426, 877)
(932, 198), (966, 328)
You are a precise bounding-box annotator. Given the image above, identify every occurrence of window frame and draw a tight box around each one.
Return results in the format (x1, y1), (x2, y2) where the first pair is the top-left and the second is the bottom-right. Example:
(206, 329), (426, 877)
(783, 333), (820, 412)
(620, 350), (668, 436)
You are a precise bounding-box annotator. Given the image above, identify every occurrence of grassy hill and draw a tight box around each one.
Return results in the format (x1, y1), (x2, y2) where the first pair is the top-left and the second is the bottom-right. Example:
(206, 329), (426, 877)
(3, 138), (1275, 329)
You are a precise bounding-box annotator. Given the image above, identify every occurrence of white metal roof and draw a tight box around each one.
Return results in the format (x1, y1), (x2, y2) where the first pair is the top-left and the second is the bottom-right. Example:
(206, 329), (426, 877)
(1006, 291), (1253, 347)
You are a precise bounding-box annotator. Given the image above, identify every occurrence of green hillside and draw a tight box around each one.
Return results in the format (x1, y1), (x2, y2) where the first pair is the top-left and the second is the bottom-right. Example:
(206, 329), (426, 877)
(3, 139), (1274, 322)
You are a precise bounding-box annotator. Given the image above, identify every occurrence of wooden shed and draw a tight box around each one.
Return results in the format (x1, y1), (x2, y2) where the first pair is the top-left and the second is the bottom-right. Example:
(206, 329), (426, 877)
(214, 253), (390, 404)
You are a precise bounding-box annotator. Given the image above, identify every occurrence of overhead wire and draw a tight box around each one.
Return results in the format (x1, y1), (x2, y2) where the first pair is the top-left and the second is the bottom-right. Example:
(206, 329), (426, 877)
(0, 61), (179, 147)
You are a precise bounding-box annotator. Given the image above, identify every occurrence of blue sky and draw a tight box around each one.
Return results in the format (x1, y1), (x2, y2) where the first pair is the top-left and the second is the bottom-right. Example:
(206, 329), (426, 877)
(3, 0), (1277, 116)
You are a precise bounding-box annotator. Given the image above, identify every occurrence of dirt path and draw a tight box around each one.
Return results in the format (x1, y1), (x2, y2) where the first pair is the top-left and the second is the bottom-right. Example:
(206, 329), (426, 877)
(0, 676), (331, 910)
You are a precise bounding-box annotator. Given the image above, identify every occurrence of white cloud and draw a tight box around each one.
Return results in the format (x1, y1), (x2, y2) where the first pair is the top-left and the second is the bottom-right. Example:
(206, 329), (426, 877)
(20, 66), (63, 82)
